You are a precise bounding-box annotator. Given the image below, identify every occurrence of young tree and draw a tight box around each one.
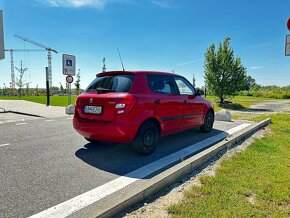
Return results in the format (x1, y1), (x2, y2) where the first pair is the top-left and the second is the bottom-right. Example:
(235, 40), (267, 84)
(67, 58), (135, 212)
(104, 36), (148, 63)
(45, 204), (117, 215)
(34, 85), (39, 96)
(192, 74), (196, 87)
(59, 82), (64, 94)
(75, 69), (81, 95)
(204, 37), (247, 104)
(15, 61), (28, 98)
(243, 75), (256, 91)
(25, 83), (30, 96)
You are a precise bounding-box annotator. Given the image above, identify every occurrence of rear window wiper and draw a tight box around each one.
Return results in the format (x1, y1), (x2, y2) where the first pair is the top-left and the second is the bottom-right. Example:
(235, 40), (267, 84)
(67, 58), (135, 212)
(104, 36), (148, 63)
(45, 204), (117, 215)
(95, 87), (116, 93)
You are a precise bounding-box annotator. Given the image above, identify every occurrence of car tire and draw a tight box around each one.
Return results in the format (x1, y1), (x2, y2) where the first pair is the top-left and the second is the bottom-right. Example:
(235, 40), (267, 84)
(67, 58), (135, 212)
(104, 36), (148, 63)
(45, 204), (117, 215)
(84, 137), (100, 144)
(200, 111), (214, 133)
(132, 122), (160, 155)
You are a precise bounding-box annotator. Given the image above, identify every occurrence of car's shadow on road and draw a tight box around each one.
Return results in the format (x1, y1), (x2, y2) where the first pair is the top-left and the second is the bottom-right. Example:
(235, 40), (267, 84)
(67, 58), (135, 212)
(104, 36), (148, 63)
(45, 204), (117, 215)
(75, 128), (225, 178)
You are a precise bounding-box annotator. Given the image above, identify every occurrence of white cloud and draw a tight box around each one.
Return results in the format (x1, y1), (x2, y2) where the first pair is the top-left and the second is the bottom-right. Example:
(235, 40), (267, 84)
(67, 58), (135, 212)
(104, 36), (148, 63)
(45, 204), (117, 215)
(36, 0), (114, 9)
(151, 0), (171, 8)
(176, 59), (202, 66)
(251, 66), (263, 69)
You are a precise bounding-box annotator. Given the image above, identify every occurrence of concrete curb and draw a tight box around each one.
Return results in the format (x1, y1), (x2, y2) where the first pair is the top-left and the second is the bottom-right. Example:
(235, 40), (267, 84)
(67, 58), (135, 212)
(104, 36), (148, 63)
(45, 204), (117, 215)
(4, 110), (45, 118)
(83, 118), (272, 218)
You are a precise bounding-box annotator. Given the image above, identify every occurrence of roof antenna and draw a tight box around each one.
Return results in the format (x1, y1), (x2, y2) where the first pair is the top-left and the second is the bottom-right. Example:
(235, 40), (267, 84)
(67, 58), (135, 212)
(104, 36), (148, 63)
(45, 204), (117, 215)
(117, 48), (125, 71)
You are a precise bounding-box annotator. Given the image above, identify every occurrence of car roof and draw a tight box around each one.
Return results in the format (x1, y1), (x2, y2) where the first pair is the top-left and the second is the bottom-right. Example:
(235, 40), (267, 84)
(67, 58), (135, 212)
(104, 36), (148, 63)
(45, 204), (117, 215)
(96, 70), (181, 77)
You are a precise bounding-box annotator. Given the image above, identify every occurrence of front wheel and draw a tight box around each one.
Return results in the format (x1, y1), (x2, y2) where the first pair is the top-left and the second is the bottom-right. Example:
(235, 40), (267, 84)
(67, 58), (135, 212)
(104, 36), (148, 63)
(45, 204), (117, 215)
(132, 122), (160, 155)
(200, 111), (214, 133)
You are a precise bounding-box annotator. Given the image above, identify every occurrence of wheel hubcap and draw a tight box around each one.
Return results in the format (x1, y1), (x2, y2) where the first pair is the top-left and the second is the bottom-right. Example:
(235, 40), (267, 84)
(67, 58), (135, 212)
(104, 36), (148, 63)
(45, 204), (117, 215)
(143, 130), (154, 148)
(206, 115), (213, 128)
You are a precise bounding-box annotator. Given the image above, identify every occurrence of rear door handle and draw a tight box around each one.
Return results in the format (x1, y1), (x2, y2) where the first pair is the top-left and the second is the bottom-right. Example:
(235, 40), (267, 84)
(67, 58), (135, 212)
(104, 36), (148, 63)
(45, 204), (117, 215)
(154, 99), (161, 104)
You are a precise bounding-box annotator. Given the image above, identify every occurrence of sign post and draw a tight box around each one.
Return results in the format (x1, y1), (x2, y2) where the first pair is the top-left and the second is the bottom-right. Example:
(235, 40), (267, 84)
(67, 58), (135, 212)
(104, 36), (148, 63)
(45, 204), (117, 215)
(0, 10), (5, 60)
(66, 75), (74, 105)
(286, 18), (290, 56)
(63, 54), (76, 106)
(45, 67), (50, 106)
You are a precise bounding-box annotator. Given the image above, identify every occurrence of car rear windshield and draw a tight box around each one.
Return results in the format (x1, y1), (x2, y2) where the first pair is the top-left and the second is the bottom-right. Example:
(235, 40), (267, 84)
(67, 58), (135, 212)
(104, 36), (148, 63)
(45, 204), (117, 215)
(85, 75), (134, 93)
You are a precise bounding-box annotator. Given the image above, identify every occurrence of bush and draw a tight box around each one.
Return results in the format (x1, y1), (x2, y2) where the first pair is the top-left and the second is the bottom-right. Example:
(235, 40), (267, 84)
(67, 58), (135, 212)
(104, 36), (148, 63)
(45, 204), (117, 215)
(238, 85), (290, 99)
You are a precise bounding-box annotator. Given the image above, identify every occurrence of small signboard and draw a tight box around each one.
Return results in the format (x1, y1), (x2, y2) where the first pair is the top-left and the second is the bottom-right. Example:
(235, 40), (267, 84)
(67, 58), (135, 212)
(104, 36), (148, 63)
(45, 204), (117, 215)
(63, 54), (76, 76)
(0, 11), (5, 60)
(66, 75), (74, 84)
(285, 35), (290, 56)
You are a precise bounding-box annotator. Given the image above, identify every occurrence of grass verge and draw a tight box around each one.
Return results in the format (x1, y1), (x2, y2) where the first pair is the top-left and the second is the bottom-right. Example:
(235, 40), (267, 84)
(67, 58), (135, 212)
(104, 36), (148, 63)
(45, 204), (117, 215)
(205, 96), (272, 111)
(0, 95), (271, 109)
(168, 114), (290, 217)
(0, 96), (76, 107)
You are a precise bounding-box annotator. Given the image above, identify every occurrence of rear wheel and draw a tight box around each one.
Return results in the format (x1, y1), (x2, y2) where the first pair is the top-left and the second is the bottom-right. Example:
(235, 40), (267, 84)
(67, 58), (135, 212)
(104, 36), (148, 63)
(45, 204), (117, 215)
(200, 111), (214, 133)
(84, 137), (100, 144)
(132, 122), (160, 155)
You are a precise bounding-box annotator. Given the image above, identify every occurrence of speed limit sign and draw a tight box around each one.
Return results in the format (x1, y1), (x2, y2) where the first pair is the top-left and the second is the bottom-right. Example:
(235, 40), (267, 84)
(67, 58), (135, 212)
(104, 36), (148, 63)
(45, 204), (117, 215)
(66, 75), (74, 83)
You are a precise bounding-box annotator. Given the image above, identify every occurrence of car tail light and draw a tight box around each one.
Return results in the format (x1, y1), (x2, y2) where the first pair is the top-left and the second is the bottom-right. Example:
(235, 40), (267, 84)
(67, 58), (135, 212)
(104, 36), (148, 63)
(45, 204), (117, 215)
(115, 94), (137, 115)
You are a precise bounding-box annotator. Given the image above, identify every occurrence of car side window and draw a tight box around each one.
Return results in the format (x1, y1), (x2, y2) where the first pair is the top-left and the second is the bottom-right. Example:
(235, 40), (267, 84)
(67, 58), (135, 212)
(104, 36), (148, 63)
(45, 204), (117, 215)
(174, 77), (196, 95)
(147, 75), (177, 95)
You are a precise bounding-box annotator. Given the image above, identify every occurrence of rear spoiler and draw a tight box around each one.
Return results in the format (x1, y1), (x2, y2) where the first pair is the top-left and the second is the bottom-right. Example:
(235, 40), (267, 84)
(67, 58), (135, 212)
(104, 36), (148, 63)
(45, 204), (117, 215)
(96, 71), (134, 77)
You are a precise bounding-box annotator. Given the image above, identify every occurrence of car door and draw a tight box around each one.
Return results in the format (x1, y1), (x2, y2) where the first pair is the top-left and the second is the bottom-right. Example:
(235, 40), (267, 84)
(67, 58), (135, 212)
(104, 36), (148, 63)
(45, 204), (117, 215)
(173, 76), (205, 129)
(147, 74), (183, 135)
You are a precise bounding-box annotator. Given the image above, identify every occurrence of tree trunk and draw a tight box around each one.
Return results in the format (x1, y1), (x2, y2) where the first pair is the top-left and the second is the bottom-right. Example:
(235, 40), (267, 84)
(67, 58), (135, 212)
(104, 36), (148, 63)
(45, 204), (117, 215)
(219, 96), (224, 105)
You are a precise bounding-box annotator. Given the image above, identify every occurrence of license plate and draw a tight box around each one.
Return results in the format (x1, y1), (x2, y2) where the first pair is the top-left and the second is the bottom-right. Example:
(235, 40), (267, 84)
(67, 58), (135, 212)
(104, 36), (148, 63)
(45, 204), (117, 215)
(84, 106), (102, 114)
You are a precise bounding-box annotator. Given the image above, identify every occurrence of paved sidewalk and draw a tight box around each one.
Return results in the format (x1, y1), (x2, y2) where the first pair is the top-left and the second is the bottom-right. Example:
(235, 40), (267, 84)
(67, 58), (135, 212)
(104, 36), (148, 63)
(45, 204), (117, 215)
(0, 100), (71, 118)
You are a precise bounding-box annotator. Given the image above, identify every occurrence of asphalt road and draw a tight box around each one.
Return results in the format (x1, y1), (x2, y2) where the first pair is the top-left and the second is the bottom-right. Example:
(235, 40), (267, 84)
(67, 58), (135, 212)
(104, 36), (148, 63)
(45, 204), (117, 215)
(0, 113), (247, 218)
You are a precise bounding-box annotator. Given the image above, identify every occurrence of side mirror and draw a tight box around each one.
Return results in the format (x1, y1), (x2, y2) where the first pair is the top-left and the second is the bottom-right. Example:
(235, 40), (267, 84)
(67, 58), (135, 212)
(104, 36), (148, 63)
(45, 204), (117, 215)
(196, 90), (204, 96)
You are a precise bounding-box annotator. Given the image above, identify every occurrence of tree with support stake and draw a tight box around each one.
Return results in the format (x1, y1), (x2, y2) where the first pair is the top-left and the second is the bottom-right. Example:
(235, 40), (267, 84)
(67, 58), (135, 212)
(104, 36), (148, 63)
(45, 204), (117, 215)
(15, 61), (28, 98)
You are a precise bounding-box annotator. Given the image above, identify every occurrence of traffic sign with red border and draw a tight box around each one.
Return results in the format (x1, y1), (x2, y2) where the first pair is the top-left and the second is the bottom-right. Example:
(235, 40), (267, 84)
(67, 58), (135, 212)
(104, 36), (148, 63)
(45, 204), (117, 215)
(66, 75), (74, 83)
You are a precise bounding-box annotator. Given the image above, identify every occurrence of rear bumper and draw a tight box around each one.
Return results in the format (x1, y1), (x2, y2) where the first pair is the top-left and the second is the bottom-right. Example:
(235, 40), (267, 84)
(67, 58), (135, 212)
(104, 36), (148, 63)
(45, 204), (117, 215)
(73, 117), (138, 143)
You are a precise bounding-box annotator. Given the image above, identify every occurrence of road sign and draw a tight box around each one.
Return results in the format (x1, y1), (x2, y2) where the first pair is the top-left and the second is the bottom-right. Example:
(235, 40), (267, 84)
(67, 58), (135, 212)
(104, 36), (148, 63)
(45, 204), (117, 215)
(285, 35), (290, 56)
(287, 18), (290, 31)
(0, 11), (5, 60)
(66, 75), (74, 83)
(63, 54), (76, 76)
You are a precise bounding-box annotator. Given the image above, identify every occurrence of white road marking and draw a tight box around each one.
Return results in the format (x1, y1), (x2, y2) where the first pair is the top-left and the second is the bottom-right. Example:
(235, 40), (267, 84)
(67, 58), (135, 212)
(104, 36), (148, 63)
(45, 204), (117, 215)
(16, 123), (27, 126)
(0, 143), (10, 147)
(29, 123), (251, 218)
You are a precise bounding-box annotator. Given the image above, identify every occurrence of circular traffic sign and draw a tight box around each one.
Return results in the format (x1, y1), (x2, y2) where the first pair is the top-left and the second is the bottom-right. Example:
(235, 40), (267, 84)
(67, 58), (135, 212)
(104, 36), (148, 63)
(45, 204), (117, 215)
(66, 75), (74, 83)
(287, 18), (290, 31)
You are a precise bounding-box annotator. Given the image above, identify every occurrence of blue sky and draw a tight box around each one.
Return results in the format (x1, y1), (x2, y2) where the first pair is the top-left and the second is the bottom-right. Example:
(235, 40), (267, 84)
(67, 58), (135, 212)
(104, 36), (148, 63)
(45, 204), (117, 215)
(0, 0), (290, 89)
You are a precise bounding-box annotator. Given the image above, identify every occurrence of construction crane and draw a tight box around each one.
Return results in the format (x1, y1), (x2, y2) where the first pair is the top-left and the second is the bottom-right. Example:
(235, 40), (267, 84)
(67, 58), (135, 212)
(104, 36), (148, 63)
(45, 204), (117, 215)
(4, 49), (45, 89)
(14, 34), (58, 87)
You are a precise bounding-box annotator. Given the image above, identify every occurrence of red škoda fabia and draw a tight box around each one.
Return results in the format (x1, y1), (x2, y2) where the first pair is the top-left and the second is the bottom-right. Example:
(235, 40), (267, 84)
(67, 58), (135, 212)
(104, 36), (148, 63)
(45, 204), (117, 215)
(73, 71), (214, 155)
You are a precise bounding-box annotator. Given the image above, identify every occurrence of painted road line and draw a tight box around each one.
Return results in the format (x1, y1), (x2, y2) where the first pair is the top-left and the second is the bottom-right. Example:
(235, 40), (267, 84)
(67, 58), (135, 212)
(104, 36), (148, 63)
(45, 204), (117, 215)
(0, 143), (10, 147)
(29, 123), (251, 218)
(16, 123), (27, 126)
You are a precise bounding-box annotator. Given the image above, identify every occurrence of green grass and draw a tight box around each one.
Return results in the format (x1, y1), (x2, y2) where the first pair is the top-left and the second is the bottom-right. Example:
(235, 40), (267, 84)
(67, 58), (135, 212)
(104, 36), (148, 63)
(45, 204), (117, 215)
(0, 95), (271, 109)
(205, 96), (273, 111)
(0, 95), (76, 107)
(168, 114), (290, 217)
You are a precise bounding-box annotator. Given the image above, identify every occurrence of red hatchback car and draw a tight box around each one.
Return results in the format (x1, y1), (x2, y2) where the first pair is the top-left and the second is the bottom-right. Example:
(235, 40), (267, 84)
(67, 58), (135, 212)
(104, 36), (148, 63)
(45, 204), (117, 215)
(73, 71), (214, 155)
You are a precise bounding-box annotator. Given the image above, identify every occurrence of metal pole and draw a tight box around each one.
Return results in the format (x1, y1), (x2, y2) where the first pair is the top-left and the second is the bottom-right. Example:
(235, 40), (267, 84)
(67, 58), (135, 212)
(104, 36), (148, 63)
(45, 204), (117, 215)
(68, 83), (71, 105)
(45, 67), (50, 106)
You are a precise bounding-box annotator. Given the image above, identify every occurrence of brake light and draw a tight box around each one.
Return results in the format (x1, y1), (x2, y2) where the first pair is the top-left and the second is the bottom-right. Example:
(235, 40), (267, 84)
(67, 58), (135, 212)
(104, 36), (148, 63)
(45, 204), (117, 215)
(115, 94), (137, 115)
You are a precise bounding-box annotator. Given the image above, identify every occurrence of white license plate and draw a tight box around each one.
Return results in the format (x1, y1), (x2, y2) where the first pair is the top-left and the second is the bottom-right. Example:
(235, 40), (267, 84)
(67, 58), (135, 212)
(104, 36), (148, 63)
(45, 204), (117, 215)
(84, 106), (102, 114)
